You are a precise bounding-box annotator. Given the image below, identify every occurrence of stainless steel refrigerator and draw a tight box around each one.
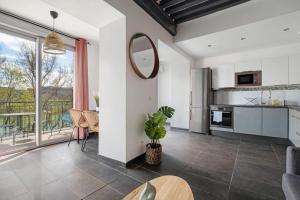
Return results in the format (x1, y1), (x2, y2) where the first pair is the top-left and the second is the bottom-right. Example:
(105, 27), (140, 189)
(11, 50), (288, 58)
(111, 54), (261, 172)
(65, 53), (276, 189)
(189, 68), (213, 134)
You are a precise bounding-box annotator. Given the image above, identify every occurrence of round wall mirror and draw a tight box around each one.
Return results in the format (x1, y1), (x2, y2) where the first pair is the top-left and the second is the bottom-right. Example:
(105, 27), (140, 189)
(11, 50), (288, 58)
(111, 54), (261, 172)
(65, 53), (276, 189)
(129, 33), (159, 79)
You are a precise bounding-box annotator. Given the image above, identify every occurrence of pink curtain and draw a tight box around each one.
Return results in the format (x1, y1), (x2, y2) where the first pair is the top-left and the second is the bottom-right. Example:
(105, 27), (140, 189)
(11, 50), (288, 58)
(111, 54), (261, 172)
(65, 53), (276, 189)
(73, 38), (89, 139)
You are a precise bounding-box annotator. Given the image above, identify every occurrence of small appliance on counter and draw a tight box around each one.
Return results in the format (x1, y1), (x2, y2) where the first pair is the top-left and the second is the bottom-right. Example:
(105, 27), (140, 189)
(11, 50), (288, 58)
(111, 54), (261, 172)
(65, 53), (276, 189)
(210, 105), (234, 132)
(271, 99), (286, 106)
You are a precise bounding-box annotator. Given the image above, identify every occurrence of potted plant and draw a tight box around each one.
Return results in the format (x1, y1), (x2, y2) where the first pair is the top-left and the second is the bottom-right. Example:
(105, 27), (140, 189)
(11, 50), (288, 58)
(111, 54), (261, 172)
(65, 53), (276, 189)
(94, 95), (99, 111)
(144, 106), (175, 165)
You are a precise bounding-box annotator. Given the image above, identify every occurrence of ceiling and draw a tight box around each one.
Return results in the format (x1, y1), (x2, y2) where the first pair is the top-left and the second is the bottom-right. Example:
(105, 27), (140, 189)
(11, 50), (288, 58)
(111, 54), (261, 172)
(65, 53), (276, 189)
(0, 0), (122, 42)
(134, 0), (250, 35)
(175, 10), (300, 58)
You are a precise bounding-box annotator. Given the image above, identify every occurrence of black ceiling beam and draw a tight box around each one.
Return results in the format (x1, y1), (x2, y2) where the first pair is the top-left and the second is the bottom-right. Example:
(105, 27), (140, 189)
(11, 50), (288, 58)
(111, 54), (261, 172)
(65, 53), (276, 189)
(134, 0), (177, 36)
(171, 0), (226, 16)
(160, 0), (186, 9)
(166, 0), (210, 15)
(173, 0), (250, 24)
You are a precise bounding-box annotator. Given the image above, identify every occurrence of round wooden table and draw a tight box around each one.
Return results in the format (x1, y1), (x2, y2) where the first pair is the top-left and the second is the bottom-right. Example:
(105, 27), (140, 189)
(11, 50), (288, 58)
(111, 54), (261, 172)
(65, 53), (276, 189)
(123, 175), (194, 200)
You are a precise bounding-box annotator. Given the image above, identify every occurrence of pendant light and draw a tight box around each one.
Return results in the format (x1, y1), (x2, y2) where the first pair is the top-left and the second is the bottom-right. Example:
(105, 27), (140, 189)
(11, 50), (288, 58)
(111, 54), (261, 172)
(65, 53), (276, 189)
(43, 11), (66, 55)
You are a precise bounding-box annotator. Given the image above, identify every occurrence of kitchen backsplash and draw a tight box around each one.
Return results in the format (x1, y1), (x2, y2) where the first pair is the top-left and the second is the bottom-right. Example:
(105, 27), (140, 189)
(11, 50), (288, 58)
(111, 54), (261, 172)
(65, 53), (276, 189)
(214, 85), (300, 106)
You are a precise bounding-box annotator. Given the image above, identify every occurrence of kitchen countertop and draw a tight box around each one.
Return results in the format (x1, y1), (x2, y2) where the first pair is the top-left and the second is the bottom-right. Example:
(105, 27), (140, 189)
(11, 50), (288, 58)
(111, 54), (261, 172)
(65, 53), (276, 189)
(210, 104), (300, 109)
(289, 106), (300, 112)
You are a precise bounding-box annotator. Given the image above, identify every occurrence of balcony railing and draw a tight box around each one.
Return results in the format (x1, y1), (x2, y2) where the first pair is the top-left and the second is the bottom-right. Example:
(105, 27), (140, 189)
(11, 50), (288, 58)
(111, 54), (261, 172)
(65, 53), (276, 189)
(0, 100), (73, 142)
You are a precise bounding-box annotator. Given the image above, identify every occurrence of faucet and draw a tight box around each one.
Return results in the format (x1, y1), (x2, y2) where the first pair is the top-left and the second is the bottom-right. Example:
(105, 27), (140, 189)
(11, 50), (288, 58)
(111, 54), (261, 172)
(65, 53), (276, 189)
(260, 89), (272, 105)
(268, 89), (272, 105)
(260, 90), (264, 105)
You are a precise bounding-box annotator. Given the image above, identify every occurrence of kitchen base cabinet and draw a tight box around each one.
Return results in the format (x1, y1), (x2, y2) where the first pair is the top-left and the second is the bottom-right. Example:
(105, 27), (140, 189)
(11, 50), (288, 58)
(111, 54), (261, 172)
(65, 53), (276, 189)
(234, 107), (262, 135)
(233, 106), (289, 138)
(262, 108), (288, 138)
(289, 109), (300, 147)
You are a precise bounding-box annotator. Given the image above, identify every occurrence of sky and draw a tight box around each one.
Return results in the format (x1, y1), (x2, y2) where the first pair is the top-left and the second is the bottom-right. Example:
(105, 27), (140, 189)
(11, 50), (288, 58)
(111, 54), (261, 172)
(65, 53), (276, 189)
(0, 31), (74, 88)
(0, 31), (74, 67)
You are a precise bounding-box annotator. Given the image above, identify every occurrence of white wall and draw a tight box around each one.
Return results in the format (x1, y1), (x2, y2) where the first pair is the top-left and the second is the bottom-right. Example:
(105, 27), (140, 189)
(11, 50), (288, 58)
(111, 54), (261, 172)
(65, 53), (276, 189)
(158, 61), (190, 129)
(170, 62), (190, 129)
(158, 63), (171, 108)
(158, 40), (191, 129)
(98, 17), (127, 163)
(102, 0), (177, 163)
(124, 0), (174, 162)
(88, 41), (99, 110)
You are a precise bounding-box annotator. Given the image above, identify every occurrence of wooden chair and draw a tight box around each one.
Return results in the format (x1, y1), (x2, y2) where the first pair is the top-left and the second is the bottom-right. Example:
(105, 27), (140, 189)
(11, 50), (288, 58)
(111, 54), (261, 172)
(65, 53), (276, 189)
(81, 111), (99, 151)
(68, 109), (89, 147)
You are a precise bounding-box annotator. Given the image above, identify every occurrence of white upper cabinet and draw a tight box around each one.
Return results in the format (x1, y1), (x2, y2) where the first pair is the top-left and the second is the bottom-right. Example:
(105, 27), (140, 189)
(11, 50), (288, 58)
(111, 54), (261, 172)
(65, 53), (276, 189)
(212, 64), (235, 89)
(289, 54), (300, 85)
(235, 60), (261, 72)
(262, 56), (289, 86)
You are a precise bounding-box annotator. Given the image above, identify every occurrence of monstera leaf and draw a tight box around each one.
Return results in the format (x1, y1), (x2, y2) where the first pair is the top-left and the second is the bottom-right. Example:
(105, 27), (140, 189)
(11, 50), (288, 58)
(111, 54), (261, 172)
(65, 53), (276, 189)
(144, 106), (175, 145)
(158, 106), (175, 118)
(144, 111), (167, 142)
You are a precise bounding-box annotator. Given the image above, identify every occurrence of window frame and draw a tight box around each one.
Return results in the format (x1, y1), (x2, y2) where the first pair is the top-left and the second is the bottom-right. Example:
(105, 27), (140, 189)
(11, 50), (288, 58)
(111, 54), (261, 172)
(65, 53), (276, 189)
(0, 25), (75, 150)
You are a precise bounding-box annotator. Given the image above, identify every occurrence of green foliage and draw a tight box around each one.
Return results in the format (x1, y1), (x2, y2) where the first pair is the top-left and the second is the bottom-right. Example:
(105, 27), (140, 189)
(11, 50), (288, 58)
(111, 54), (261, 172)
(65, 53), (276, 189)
(158, 106), (175, 118)
(144, 106), (175, 145)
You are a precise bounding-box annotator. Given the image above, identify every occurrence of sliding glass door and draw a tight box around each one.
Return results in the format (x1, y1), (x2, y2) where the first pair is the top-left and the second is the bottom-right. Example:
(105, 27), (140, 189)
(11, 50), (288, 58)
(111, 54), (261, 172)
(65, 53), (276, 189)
(0, 30), (36, 155)
(41, 48), (74, 144)
(0, 27), (74, 155)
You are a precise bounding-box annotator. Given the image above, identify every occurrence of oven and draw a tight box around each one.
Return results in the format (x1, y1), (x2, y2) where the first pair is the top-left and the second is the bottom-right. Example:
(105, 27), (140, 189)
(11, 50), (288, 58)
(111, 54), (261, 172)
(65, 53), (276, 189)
(210, 106), (233, 132)
(235, 71), (261, 87)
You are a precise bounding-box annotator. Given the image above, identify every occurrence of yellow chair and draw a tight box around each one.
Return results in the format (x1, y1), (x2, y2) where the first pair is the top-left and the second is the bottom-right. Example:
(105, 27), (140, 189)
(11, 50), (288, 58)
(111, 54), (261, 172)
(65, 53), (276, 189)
(68, 109), (89, 147)
(81, 111), (99, 151)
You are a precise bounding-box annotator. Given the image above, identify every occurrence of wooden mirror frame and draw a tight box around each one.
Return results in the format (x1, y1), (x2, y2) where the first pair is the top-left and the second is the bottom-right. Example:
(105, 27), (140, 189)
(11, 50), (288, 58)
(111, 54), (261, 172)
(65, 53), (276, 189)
(129, 33), (159, 79)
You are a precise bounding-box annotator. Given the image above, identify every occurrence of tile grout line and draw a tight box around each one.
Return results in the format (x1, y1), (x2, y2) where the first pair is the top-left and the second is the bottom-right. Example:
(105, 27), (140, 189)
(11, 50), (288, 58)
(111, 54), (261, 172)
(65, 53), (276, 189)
(68, 148), (144, 183)
(270, 144), (282, 168)
(228, 135), (241, 193)
(81, 179), (119, 200)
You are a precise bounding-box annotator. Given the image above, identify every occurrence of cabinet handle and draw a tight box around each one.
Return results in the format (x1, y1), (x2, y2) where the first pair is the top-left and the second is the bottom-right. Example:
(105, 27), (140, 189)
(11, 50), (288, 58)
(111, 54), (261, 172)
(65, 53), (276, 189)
(296, 132), (300, 136)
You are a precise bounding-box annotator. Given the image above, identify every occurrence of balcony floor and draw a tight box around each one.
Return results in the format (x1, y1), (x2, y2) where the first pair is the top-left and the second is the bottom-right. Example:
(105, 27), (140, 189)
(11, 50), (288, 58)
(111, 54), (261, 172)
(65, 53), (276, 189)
(0, 128), (72, 156)
(0, 129), (289, 200)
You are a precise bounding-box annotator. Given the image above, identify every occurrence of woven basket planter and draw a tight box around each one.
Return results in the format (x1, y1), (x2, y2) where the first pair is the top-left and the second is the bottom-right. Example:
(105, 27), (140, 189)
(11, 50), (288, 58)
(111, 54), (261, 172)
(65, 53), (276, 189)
(145, 143), (162, 165)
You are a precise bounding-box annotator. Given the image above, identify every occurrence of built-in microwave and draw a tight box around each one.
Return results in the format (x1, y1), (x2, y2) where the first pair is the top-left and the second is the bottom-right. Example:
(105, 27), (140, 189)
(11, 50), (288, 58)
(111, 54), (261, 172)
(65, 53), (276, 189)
(235, 71), (262, 87)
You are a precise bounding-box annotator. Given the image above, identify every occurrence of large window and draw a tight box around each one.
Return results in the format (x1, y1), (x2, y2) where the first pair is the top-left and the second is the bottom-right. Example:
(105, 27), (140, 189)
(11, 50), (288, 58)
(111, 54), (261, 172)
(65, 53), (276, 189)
(0, 28), (74, 155)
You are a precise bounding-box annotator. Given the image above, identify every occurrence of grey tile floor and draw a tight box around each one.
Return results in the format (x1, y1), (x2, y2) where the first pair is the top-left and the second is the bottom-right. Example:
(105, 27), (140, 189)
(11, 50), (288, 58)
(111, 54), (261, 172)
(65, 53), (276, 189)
(0, 130), (289, 200)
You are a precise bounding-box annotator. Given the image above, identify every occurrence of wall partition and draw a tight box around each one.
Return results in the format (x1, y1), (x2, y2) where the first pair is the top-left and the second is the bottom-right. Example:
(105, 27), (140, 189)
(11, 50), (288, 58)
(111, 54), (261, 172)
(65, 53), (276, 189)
(0, 26), (74, 155)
